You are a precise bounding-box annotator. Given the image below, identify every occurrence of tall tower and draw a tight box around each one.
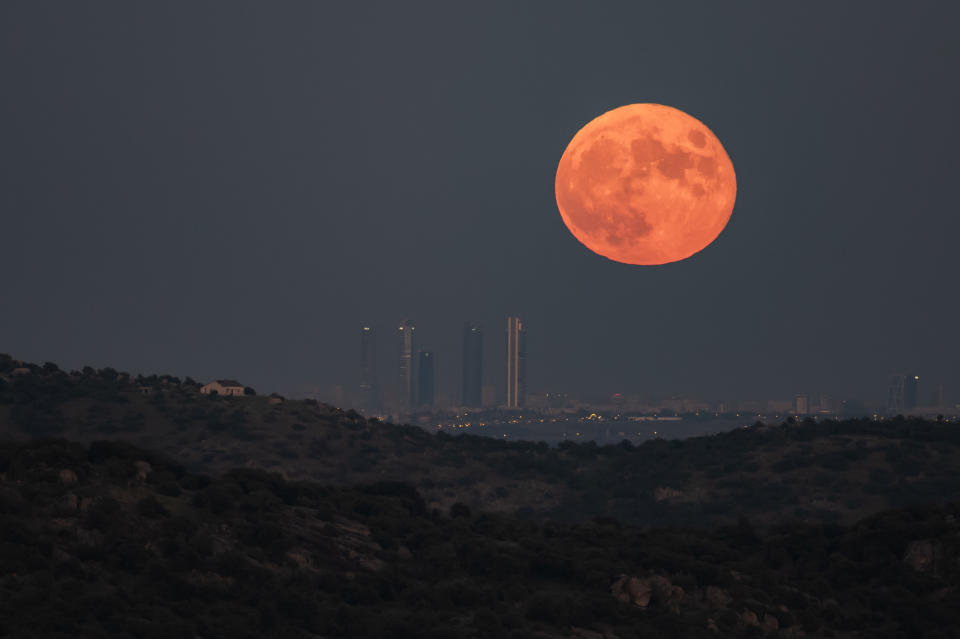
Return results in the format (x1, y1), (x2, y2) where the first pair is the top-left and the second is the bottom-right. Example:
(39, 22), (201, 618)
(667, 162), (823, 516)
(417, 350), (435, 408)
(397, 320), (416, 408)
(887, 374), (905, 413)
(359, 326), (377, 412)
(506, 316), (526, 408)
(904, 375), (919, 411)
(932, 384), (944, 408)
(462, 322), (483, 407)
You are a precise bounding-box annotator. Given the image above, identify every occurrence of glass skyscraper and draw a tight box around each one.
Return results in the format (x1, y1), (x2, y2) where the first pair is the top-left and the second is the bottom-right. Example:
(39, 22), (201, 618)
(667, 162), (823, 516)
(417, 350), (435, 407)
(506, 316), (526, 408)
(462, 321), (482, 407)
(397, 320), (416, 408)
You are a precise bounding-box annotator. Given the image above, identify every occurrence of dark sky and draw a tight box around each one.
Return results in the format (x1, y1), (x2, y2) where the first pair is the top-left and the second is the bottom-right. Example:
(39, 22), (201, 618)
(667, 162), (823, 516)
(2, 2), (958, 405)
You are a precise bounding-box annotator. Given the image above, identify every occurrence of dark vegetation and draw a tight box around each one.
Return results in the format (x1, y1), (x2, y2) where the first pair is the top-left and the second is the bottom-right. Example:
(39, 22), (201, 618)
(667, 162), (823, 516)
(2, 354), (960, 528)
(1, 438), (958, 638)
(3, 356), (960, 636)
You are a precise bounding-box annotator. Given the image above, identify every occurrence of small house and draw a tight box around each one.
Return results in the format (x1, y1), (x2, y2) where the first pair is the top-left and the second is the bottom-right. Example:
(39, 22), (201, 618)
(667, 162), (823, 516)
(200, 379), (245, 397)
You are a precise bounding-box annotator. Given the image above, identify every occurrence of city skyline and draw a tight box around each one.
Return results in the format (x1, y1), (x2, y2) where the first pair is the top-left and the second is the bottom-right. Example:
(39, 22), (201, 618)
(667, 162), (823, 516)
(347, 318), (950, 415)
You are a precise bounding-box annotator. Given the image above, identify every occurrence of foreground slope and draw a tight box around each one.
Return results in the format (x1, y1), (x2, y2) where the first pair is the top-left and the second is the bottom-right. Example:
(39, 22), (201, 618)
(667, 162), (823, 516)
(1, 438), (958, 639)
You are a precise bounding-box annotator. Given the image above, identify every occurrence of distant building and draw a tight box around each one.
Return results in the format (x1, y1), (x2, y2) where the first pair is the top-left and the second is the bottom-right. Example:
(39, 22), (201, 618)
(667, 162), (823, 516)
(888, 374), (905, 413)
(506, 316), (526, 408)
(200, 380), (244, 396)
(904, 375), (919, 411)
(397, 320), (416, 408)
(481, 383), (497, 408)
(462, 321), (483, 407)
(793, 394), (809, 415)
(932, 384), (944, 408)
(417, 350), (435, 407)
(359, 326), (377, 412)
(817, 393), (834, 413)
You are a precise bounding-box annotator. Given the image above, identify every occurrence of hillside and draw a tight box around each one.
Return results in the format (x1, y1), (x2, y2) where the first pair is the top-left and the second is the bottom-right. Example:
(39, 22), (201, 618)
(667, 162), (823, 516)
(2, 438), (959, 639)
(2, 356), (960, 527)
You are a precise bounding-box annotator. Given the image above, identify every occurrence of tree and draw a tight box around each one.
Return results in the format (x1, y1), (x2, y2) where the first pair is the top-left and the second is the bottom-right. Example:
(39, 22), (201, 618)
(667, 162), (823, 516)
(244, 386), (256, 396)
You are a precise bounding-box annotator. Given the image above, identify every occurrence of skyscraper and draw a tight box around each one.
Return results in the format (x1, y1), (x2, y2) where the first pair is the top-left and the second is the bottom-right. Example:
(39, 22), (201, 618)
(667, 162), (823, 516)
(932, 384), (944, 408)
(887, 374), (905, 413)
(462, 321), (482, 407)
(417, 350), (435, 407)
(904, 375), (919, 411)
(397, 320), (416, 408)
(359, 326), (377, 412)
(506, 316), (526, 408)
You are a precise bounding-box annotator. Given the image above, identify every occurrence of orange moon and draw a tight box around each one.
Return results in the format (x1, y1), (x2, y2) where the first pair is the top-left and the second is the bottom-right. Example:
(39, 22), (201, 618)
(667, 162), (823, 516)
(555, 103), (736, 265)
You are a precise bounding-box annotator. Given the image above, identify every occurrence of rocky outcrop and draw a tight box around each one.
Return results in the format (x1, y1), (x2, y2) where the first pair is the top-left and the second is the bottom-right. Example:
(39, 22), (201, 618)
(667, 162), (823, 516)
(610, 574), (683, 610)
(740, 609), (759, 626)
(761, 613), (779, 632)
(134, 461), (152, 482)
(739, 609), (779, 633)
(611, 575), (651, 607)
(904, 539), (940, 573)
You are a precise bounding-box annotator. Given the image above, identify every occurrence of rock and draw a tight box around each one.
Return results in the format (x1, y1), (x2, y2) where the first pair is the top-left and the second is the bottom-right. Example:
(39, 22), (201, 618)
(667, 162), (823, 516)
(705, 586), (732, 607)
(761, 613), (779, 632)
(611, 575), (683, 610)
(610, 575), (651, 607)
(59, 469), (78, 485)
(649, 575), (684, 610)
(904, 540), (939, 573)
(134, 461), (152, 482)
(740, 610), (760, 627)
(286, 550), (311, 568)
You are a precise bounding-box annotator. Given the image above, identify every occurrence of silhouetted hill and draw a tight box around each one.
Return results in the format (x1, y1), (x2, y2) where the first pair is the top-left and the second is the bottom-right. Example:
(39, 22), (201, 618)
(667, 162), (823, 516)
(1, 438), (958, 638)
(3, 355), (960, 527)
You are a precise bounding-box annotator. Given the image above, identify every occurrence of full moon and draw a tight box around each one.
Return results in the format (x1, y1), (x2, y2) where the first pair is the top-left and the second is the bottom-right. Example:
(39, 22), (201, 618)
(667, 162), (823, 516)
(555, 103), (736, 265)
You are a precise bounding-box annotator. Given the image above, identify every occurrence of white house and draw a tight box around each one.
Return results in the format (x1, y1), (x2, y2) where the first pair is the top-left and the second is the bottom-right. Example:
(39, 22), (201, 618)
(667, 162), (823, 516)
(200, 379), (245, 396)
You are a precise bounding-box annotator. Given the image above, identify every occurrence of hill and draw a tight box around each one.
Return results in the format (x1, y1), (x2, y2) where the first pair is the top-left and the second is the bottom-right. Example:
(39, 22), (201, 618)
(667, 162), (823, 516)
(3, 356), (960, 528)
(2, 437), (959, 639)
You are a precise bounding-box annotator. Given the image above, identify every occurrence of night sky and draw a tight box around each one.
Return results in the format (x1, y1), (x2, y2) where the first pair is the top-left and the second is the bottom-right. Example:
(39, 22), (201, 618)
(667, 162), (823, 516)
(2, 2), (958, 404)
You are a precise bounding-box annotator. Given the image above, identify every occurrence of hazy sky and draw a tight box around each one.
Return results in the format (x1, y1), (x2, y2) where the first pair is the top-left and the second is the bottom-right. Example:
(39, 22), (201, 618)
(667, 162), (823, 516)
(2, 2), (958, 404)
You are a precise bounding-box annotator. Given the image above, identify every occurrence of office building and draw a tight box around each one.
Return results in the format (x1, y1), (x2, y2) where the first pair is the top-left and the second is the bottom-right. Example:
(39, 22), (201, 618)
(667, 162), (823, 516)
(904, 375), (919, 411)
(417, 350), (435, 407)
(793, 394), (809, 415)
(506, 316), (526, 408)
(932, 384), (944, 408)
(888, 374), (905, 413)
(462, 321), (483, 407)
(397, 320), (416, 408)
